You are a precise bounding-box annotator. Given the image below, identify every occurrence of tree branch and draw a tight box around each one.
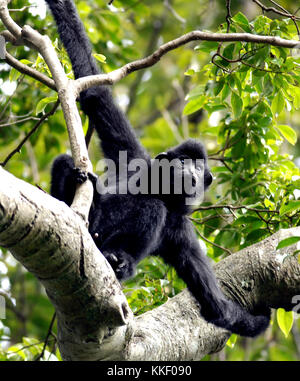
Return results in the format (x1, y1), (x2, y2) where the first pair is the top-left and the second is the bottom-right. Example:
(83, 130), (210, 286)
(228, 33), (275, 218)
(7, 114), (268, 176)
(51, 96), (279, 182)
(252, 0), (300, 19)
(74, 31), (300, 93)
(0, 167), (299, 360)
(4, 51), (57, 91)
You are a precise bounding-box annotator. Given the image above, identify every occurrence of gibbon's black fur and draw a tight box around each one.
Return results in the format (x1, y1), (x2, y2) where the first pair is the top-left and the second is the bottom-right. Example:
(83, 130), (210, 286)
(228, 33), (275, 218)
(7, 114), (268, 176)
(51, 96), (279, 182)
(47, 0), (270, 336)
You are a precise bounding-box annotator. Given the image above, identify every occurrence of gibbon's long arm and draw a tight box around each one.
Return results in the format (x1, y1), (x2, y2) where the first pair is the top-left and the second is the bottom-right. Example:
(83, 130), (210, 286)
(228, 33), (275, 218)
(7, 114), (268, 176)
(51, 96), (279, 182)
(45, 0), (149, 166)
(162, 221), (270, 337)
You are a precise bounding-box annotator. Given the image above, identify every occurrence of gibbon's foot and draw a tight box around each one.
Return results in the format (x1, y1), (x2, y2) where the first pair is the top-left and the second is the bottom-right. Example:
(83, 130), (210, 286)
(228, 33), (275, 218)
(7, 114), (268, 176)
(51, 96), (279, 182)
(87, 172), (98, 185)
(103, 251), (135, 280)
(202, 299), (271, 337)
(72, 167), (88, 184)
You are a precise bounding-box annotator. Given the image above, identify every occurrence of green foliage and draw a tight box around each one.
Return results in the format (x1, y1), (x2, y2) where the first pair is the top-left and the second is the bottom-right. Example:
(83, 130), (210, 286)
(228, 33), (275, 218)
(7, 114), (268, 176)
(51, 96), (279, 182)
(185, 13), (300, 263)
(0, 337), (61, 361)
(123, 256), (186, 315)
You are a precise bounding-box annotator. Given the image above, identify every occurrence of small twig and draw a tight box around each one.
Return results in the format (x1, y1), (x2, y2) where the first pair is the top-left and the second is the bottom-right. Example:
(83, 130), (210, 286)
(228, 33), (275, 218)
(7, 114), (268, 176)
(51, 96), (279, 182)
(8, 340), (53, 355)
(195, 204), (279, 214)
(193, 224), (233, 255)
(0, 116), (40, 128)
(294, 7), (300, 16)
(9, 5), (37, 12)
(160, 108), (183, 143)
(190, 214), (230, 224)
(252, 0), (299, 19)
(268, 0), (292, 14)
(0, 100), (60, 167)
(164, 0), (186, 24)
(254, 210), (273, 234)
(35, 312), (56, 361)
(225, 0), (232, 33)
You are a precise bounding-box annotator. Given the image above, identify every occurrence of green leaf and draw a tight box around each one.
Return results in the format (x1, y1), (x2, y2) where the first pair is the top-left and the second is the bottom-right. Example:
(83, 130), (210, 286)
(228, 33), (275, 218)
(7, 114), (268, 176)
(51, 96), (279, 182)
(194, 41), (219, 53)
(36, 96), (58, 115)
(223, 44), (235, 60)
(184, 69), (195, 76)
(183, 95), (206, 116)
(226, 334), (238, 348)
(232, 216), (261, 226)
(276, 125), (297, 145)
(93, 53), (106, 63)
(232, 12), (251, 32)
(231, 92), (243, 119)
(276, 237), (300, 250)
(246, 229), (269, 243)
(279, 200), (300, 216)
(277, 308), (294, 338)
(271, 91), (285, 115)
(213, 79), (225, 96)
(9, 67), (21, 82)
(291, 87), (300, 109)
(186, 85), (205, 100)
(221, 83), (230, 101)
(19, 59), (33, 65)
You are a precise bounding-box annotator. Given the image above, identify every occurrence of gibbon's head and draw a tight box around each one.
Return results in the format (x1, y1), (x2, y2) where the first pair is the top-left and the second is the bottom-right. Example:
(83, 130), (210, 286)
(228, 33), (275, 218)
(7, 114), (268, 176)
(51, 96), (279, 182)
(153, 139), (213, 211)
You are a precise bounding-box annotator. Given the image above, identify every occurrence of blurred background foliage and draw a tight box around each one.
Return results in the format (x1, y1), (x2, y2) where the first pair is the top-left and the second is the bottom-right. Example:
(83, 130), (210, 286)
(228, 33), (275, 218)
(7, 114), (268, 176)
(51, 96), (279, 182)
(0, 0), (300, 361)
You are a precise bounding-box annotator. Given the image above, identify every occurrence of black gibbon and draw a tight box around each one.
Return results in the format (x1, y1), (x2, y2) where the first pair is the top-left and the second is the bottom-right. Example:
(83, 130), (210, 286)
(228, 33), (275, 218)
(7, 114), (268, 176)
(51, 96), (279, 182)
(47, 0), (270, 336)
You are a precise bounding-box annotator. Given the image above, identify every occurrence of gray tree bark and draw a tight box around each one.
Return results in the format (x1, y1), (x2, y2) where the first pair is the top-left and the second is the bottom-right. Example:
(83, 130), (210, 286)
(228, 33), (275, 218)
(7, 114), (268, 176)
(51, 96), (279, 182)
(0, 167), (299, 361)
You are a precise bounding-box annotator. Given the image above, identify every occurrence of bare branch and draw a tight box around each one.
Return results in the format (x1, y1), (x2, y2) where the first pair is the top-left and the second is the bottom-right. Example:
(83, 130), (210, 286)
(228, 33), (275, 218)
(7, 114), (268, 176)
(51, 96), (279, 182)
(252, 0), (300, 19)
(195, 204), (279, 214)
(225, 0), (232, 33)
(75, 31), (300, 93)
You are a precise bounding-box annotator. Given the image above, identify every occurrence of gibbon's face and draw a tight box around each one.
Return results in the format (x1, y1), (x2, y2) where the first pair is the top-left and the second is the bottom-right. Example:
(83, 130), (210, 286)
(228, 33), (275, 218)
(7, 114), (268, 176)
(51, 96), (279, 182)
(153, 139), (213, 207)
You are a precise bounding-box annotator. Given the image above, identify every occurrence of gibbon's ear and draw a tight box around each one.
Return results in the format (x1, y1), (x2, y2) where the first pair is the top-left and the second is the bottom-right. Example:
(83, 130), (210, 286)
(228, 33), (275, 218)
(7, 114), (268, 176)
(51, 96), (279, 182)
(154, 152), (169, 160)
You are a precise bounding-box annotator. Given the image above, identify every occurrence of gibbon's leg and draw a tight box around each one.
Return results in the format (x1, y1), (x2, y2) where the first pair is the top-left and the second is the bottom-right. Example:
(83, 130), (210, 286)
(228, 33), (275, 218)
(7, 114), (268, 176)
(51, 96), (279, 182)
(161, 219), (270, 337)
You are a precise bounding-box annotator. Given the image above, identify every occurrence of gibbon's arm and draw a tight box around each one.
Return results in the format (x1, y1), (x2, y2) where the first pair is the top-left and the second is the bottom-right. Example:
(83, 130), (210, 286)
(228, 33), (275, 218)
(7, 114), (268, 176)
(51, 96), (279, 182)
(162, 221), (270, 337)
(45, 0), (149, 165)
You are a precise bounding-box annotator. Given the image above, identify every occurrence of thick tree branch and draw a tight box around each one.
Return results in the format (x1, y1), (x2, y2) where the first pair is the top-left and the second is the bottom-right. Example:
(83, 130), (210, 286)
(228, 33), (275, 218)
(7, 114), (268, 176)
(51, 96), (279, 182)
(0, 167), (299, 360)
